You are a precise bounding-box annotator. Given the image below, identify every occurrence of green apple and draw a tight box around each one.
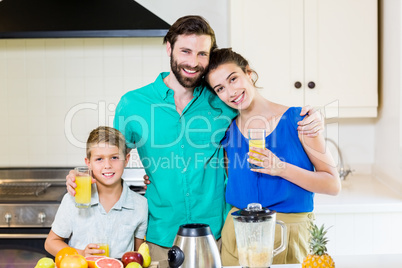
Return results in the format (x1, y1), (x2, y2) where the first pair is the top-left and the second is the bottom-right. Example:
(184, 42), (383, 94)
(35, 257), (55, 268)
(125, 262), (142, 268)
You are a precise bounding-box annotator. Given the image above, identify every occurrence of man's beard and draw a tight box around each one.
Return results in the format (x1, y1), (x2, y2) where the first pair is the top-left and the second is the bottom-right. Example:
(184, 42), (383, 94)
(170, 56), (206, 89)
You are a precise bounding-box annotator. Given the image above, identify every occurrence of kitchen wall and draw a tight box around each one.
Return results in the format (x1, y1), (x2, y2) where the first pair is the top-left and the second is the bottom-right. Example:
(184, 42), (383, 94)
(0, 37), (169, 167)
(0, 0), (379, 172)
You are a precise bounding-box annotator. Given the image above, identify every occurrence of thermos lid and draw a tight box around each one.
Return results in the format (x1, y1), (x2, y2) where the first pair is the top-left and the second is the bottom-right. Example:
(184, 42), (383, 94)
(232, 203), (276, 222)
(177, 223), (212, 237)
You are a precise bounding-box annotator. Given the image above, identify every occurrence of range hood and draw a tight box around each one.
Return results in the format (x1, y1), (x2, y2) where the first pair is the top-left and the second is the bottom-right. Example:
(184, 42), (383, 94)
(0, 0), (171, 38)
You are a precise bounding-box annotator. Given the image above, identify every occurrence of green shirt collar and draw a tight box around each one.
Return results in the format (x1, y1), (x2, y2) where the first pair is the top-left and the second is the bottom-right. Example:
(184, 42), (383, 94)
(154, 72), (205, 100)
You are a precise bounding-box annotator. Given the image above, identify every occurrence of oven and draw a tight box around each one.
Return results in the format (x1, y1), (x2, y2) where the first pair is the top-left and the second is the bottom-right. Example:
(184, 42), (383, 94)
(0, 168), (69, 268)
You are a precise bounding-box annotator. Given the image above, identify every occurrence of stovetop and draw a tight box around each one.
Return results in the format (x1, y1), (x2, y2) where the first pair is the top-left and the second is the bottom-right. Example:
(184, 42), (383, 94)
(0, 185), (67, 203)
(0, 168), (70, 202)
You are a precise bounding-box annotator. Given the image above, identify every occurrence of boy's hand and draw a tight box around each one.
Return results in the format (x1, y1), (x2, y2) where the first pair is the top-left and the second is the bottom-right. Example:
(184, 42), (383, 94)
(143, 174), (151, 191)
(297, 105), (324, 137)
(83, 243), (105, 256)
(66, 169), (96, 196)
(66, 170), (77, 196)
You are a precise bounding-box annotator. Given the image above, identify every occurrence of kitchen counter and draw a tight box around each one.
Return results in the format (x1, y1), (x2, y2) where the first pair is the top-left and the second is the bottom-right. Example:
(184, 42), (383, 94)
(225, 265), (298, 268)
(312, 174), (402, 257)
(314, 174), (402, 214)
(224, 253), (402, 268)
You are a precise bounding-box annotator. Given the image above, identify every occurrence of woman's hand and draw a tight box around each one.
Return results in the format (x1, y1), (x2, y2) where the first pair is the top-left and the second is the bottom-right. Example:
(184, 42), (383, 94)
(298, 105), (324, 137)
(248, 147), (286, 176)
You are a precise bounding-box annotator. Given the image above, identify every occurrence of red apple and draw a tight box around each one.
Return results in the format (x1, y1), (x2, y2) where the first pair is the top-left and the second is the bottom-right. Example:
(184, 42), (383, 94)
(121, 251), (144, 267)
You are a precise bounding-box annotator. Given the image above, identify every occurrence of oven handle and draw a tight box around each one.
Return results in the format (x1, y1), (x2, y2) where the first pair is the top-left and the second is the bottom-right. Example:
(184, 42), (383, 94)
(0, 233), (48, 239)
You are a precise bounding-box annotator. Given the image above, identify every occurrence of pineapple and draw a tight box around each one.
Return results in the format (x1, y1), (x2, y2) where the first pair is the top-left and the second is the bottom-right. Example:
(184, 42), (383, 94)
(302, 223), (335, 268)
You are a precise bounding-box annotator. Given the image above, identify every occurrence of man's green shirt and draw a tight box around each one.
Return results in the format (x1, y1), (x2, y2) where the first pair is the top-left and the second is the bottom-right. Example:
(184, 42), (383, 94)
(114, 72), (237, 247)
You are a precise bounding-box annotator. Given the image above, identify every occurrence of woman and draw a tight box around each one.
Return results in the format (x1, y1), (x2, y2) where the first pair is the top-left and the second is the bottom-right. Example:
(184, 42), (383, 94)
(205, 48), (341, 265)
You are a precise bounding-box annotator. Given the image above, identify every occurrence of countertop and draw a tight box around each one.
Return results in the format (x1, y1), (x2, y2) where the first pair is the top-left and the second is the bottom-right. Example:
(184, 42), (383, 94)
(313, 174), (402, 213)
(224, 253), (402, 268)
(225, 265), (298, 268)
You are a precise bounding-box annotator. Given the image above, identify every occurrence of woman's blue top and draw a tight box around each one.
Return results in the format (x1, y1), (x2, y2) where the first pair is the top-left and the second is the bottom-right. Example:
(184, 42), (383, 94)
(222, 107), (315, 213)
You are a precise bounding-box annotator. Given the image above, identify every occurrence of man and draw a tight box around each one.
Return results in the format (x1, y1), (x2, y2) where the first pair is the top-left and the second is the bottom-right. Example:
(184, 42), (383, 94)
(66, 15), (323, 261)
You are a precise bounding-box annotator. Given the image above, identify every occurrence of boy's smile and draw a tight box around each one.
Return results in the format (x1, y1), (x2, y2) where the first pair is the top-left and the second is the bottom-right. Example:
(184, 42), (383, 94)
(102, 172), (115, 178)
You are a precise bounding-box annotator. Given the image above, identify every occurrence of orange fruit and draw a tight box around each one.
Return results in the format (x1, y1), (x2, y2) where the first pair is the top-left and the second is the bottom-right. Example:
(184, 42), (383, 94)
(55, 247), (79, 268)
(85, 256), (106, 268)
(95, 257), (123, 268)
(60, 254), (88, 268)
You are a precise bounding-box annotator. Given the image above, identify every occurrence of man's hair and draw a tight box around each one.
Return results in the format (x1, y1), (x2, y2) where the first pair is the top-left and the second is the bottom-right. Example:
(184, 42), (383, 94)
(163, 15), (217, 52)
(86, 126), (128, 159)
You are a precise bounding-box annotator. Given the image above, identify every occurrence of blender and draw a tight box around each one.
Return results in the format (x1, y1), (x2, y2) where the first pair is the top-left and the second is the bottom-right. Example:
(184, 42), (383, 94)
(232, 203), (287, 267)
(167, 224), (222, 268)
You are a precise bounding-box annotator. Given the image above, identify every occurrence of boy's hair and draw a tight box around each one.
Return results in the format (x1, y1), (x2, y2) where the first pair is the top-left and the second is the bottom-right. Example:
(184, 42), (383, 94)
(163, 15), (217, 52)
(86, 126), (128, 159)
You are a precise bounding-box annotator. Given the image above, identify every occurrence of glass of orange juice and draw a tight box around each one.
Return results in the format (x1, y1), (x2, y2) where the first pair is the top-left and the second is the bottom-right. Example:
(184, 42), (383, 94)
(248, 129), (266, 169)
(74, 167), (92, 208)
(92, 236), (109, 257)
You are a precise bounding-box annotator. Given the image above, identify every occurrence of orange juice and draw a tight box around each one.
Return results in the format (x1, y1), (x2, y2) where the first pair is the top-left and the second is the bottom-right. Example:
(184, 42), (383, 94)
(94, 243), (109, 257)
(249, 139), (265, 168)
(75, 175), (91, 208)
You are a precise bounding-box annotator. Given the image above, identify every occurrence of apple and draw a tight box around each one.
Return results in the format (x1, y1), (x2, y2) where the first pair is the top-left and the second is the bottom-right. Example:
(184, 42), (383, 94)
(125, 263), (142, 268)
(121, 251), (144, 267)
(35, 257), (55, 268)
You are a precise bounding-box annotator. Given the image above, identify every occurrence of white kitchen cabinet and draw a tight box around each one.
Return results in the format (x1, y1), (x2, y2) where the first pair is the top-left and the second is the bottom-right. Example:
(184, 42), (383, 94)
(230, 0), (378, 118)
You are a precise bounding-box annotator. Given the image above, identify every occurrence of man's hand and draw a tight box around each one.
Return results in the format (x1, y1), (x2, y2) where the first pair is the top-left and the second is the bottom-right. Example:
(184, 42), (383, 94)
(297, 105), (324, 137)
(143, 174), (151, 191)
(66, 169), (96, 196)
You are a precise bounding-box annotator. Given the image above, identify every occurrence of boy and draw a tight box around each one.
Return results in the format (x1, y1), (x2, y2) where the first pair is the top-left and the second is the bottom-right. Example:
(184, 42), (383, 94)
(45, 126), (148, 258)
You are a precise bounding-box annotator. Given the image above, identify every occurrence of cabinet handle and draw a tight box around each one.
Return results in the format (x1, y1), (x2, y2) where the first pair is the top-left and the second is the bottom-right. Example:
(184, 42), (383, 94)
(308, 81), (316, 89)
(294, 81), (302, 89)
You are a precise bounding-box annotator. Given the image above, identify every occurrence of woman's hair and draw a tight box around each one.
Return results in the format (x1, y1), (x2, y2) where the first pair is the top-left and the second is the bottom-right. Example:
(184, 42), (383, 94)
(163, 15), (217, 52)
(206, 48), (259, 92)
(86, 126), (128, 159)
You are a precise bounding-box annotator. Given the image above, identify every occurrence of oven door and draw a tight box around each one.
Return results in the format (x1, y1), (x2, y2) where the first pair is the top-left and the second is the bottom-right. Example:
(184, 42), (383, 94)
(0, 227), (52, 267)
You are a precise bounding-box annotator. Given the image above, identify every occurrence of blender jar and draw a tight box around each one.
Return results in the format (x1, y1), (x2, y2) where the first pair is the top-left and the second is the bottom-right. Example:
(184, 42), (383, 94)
(232, 203), (287, 267)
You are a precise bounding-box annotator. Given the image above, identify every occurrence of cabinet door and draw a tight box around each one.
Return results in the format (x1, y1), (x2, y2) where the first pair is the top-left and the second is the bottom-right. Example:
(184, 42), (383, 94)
(230, 0), (304, 107)
(230, 0), (378, 117)
(304, 0), (378, 117)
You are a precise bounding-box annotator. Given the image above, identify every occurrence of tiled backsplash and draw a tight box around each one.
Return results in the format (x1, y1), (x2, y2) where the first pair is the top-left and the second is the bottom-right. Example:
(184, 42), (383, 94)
(0, 38), (168, 167)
